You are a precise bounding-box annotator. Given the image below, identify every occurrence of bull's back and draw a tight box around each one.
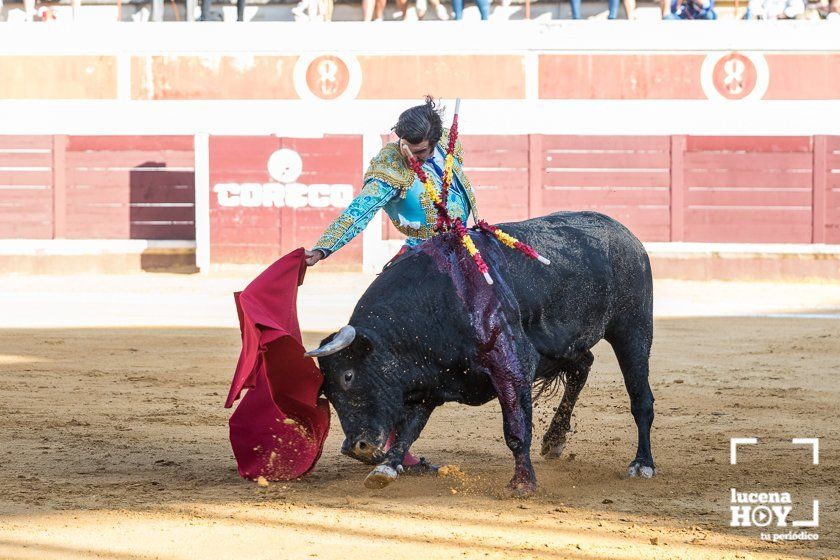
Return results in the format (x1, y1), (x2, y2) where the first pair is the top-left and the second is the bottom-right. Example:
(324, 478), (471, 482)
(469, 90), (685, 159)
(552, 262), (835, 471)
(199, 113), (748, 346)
(487, 211), (652, 359)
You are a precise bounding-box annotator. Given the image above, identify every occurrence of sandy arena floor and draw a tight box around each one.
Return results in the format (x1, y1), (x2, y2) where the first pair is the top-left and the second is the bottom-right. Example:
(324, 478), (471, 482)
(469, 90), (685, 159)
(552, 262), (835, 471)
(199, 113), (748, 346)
(0, 272), (838, 560)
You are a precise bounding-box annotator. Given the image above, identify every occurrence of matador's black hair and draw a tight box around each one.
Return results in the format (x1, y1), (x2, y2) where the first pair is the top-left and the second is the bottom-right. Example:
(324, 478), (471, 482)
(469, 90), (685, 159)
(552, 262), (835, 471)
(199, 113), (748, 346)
(392, 95), (444, 146)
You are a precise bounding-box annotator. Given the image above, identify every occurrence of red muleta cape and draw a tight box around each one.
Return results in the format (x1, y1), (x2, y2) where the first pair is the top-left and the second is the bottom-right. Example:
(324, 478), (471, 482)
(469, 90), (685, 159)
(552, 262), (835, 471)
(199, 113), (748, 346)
(225, 248), (330, 480)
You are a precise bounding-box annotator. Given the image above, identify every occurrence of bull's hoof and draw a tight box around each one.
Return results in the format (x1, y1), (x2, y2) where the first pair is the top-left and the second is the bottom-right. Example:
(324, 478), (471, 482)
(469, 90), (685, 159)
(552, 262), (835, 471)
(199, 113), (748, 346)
(506, 478), (538, 498)
(403, 457), (439, 476)
(626, 461), (656, 479)
(364, 464), (400, 489)
(541, 429), (571, 460)
(540, 440), (565, 460)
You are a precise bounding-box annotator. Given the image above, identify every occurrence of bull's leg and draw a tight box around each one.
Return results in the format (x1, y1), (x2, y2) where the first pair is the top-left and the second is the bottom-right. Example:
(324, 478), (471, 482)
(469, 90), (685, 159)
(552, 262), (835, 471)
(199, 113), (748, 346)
(494, 371), (537, 497)
(364, 403), (434, 489)
(541, 350), (594, 459)
(483, 339), (539, 497)
(609, 329), (656, 478)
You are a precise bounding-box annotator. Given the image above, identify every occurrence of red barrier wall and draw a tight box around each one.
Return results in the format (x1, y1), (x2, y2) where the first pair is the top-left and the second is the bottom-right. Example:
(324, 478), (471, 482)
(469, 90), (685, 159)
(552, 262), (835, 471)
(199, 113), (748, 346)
(3, 134), (839, 264)
(0, 135), (194, 241)
(821, 136), (840, 244)
(64, 136), (195, 240)
(0, 136), (54, 239)
(538, 135), (672, 242)
(678, 136), (813, 243)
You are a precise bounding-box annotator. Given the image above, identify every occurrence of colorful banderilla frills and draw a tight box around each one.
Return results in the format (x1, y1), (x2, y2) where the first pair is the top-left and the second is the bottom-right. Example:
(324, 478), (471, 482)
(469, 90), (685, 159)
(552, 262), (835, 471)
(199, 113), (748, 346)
(454, 217), (493, 285)
(472, 220), (551, 265)
(439, 112), (458, 226)
(405, 99), (549, 284)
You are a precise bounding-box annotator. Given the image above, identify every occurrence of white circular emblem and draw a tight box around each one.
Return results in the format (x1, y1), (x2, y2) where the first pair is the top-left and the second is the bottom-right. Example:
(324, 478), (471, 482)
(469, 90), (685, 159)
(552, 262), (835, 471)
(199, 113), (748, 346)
(267, 149), (303, 184)
(293, 52), (362, 102)
(700, 51), (769, 102)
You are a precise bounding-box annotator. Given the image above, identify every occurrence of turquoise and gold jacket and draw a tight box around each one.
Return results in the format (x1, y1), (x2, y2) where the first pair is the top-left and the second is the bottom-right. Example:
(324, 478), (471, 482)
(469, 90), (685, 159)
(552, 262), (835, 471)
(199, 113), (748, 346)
(313, 130), (479, 256)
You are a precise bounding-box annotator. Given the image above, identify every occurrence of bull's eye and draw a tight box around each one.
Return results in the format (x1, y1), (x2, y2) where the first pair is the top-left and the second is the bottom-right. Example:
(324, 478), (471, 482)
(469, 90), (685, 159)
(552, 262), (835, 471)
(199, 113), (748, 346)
(341, 370), (354, 390)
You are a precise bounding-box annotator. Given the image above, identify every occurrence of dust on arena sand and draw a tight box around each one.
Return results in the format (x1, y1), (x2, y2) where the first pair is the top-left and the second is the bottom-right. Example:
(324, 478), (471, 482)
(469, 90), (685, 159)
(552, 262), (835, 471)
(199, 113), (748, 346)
(0, 275), (838, 560)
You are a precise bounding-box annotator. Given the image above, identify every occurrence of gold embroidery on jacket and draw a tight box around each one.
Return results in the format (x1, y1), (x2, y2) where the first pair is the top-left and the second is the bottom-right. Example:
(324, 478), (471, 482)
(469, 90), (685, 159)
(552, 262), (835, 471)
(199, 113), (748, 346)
(362, 143), (414, 198)
(393, 222), (436, 239)
(314, 214), (355, 250)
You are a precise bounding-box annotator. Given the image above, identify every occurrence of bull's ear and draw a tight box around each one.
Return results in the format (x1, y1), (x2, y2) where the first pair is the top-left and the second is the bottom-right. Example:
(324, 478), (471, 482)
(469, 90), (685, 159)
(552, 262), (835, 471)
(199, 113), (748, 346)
(350, 332), (374, 355)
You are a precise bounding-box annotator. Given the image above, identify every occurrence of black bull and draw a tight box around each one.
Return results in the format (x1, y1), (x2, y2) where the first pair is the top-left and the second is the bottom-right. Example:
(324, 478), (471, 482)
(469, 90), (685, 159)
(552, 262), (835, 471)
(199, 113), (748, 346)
(309, 211), (655, 495)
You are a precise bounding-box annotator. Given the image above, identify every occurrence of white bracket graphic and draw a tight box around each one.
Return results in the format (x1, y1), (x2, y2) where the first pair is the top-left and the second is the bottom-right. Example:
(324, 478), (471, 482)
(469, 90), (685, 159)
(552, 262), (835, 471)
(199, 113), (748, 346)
(730, 437), (758, 465)
(793, 500), (820, 527)
(792, 438), (820, 465)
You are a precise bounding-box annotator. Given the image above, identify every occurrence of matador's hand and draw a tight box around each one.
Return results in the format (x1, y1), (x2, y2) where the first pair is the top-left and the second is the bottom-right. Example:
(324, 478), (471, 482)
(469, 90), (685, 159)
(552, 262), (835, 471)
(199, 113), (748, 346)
(399, 139), (413, 162)
(304, 249), (324, 267)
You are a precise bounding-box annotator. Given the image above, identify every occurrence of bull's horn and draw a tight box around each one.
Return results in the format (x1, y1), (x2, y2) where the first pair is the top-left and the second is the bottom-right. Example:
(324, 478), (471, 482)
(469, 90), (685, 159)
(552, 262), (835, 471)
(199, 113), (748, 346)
(304, 325), (356, 357)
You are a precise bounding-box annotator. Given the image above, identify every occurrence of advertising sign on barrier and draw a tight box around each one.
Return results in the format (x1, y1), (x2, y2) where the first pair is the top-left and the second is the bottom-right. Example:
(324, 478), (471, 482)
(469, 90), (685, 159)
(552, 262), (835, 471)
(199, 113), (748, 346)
(209, 135), (362, 265)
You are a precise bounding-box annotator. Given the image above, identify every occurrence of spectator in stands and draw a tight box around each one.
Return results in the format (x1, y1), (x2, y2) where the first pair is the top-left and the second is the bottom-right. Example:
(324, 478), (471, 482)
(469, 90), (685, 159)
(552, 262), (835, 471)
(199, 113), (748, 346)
(387, 0), (448, 20)
(36, 3), (57, 19)
(745, 0), (804, 17)
(416, 0), (450, 19)
(361, 0), (397, 19)
(291, 0), (333, 20)
(811, 0), (839, 17)
(200, 0), (244, 20)
(452, 0), (489, 19)
(664, 0), (716, 18)
(567, 0), (634, 19)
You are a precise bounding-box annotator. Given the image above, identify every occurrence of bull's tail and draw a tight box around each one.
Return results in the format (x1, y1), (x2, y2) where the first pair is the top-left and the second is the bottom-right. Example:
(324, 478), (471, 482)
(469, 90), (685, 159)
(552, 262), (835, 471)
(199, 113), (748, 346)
(531, 357), (570, 403)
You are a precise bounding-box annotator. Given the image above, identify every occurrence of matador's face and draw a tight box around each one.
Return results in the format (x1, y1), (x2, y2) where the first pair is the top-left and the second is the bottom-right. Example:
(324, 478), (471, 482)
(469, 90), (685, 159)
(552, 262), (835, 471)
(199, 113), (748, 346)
(399, 138), (435, 163)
